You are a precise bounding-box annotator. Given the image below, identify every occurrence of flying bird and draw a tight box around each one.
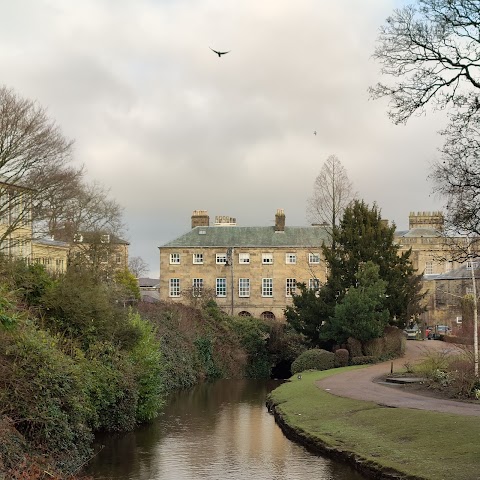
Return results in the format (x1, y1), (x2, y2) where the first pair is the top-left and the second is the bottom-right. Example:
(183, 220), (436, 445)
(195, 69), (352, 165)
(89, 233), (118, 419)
(210, 47), (231, 57)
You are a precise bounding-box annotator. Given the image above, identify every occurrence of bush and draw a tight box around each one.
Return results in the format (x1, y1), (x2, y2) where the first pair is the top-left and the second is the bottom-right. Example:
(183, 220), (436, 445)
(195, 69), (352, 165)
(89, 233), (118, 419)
(82, 341), (138, 432)
(0, 325), (93, 470)
(351, 355), (376, 365)
(383, 326), (405, 357)
(291, 348), (334, 374)
(334, 348), (349, 367)
(363, 337), (385, 358)
(230, 316), (271, 378)
(346, 337), (362, 357)
(127, 311), (164, 423)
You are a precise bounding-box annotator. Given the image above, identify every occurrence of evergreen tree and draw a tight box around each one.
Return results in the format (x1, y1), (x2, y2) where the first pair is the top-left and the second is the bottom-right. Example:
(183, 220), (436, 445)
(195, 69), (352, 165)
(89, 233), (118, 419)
(286, 200), (425, 345)
(325, 261), (389, 343)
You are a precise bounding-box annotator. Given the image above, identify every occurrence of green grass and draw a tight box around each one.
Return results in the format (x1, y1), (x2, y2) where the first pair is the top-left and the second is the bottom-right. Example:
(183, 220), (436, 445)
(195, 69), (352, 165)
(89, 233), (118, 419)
(269, 368), (480, 480)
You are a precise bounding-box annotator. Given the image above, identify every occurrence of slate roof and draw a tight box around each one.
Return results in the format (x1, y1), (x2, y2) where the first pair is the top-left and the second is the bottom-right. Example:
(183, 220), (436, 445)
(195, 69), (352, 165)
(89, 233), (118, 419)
(161, 226), (331, 248)
(395, 228), (442, 238)
(431, 264), (480, 281)
(33, 238), (70, 248)
(138, 277), (160, 287)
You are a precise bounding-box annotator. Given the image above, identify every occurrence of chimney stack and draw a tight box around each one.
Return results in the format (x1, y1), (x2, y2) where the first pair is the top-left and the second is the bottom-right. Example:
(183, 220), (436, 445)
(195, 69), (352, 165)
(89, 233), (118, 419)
(275, 209), (285, 232)
(191, 210), (209, 229)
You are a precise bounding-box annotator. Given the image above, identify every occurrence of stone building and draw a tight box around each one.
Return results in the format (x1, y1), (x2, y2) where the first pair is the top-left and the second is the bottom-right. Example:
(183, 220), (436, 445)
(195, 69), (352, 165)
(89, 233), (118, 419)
(159, 209), (329, 320)
(160, 209), (472, 324)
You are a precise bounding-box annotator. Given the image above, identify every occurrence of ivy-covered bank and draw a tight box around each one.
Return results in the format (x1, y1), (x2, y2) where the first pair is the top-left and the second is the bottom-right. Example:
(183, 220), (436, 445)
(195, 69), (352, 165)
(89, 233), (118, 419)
(267, 370), (480, 480)
(0, 260), (304, 479)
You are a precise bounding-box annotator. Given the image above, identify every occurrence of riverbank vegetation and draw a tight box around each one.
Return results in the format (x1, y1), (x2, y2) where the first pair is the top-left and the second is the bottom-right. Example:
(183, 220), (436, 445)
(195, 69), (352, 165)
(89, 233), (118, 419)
(0, 259), (304, 478)
(268, 369), (480, 480)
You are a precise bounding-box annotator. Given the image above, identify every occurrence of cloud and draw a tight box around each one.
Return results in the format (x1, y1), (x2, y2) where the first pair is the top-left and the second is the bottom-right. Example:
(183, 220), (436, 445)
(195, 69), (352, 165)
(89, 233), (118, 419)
(0, 0), (444, 276)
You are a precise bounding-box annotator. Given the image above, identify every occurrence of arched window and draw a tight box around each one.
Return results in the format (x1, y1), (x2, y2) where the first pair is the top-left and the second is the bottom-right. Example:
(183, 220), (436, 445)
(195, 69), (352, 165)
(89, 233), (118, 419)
(238, 311), (252, 317)
(261, 311), (276, 321)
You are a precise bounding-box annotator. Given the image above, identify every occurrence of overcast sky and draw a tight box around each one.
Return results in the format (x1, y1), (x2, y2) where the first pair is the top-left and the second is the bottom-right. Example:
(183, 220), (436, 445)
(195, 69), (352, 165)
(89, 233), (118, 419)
(0, 0), (446, 277)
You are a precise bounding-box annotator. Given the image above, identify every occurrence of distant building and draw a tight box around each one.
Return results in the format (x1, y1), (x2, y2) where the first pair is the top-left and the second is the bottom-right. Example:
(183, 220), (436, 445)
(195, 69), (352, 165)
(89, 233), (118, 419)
(138, 277), (160, 302)
(159, 209), (329, 320)
(159, 208), (475, 325)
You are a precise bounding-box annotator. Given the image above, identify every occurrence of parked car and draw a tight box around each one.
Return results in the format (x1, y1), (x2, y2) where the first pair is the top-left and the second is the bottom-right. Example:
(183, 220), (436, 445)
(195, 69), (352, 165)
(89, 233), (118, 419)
(429, 325), (451, 340)
(404, 326), (419, 340)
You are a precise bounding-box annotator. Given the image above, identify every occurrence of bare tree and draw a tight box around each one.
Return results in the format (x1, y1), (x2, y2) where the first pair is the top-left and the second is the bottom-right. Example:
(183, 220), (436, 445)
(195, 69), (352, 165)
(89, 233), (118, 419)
(46, 180), (125, 241)
(371, 1), (480, 252)
(370, 1), (480, 130)
(0, 85), (73, 249)
(129, 256), (150, 278)
(306, 154), (355, 229)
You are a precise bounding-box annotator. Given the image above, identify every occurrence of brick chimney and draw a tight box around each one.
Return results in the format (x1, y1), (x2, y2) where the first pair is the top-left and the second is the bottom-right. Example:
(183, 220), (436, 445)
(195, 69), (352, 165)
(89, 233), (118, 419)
(275, 209), (285, 232)
(191, 210), (210, 229)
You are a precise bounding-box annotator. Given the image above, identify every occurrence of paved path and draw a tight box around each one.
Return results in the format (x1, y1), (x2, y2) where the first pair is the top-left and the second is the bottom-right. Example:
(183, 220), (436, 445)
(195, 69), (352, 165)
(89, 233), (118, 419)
(317, 340), (480, 416)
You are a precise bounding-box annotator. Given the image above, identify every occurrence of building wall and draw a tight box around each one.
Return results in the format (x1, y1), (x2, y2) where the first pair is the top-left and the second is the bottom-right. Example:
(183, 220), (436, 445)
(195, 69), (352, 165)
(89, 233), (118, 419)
(31, 242), (69, 274)
(159, 246), (326, 320)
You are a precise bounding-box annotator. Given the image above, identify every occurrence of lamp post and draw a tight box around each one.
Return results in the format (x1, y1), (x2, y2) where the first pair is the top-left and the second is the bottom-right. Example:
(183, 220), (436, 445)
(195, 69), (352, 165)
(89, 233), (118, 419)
(226, 247), (234, 316)
(467, 241), (479, 377)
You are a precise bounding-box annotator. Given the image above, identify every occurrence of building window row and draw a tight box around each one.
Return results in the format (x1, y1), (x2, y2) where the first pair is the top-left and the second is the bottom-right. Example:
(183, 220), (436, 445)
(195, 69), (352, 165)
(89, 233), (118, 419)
(169, 251), (321, 265)
(167, 277), (321, 298)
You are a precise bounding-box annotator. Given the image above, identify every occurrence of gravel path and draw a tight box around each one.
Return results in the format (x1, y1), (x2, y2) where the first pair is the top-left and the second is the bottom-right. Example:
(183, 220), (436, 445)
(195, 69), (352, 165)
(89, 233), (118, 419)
(317, 340), (480, 416)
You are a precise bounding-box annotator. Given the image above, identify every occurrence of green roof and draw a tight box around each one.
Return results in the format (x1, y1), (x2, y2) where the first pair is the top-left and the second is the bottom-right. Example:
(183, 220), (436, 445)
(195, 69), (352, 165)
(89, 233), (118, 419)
(161, 226), (331, 248)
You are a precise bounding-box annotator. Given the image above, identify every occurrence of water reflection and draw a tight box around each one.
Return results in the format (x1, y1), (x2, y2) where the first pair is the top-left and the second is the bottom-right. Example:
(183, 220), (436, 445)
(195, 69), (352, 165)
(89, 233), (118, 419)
(86, 379), (366, 480)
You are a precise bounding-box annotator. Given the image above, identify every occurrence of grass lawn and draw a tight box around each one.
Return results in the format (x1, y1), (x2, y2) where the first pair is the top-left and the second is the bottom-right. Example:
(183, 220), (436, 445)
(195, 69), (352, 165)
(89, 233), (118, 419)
(269, 368), (480, 480)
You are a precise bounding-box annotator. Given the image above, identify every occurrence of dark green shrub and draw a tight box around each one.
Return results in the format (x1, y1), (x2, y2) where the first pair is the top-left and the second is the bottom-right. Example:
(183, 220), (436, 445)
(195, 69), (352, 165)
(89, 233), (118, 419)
(195, 336), (222, 380)
(291, 348), (334, 374)
(334, 348), (349, 367)
(351, 355), (376, 365)
(0, 325), (93, 470)
(346, 337), (362, 357)
(231, 316), (271, 378)
(82, 341), (138, 432)
(127, 312), (164, 423)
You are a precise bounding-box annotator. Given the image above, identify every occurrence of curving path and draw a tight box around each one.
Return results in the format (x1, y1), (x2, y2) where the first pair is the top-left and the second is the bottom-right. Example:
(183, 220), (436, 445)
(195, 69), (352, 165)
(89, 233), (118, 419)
(317, 340), (480, 416)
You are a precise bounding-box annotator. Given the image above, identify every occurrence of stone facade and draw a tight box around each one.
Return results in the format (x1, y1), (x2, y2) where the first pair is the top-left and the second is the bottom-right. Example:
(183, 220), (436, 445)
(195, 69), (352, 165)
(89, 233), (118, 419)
(31, 238), (69, 274)
(160, 209), (472, 325)
(159, 209), (328, 320)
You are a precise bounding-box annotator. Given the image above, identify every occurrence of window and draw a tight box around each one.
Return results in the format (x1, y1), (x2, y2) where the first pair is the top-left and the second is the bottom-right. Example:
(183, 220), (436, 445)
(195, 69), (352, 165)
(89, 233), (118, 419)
(309, 278), (320, 290)
(467, 261), (478, 270)
(425, 261), (433, 275)
(55, 259), (64, 272)
(116, 253), (122, 264)
(216, 278), (227, 297)
(193, 253), (204, 264)
(466, 287), (474, 295)
(286, 278), (296, 297)
(262, 253), (273, 264)
(239, 253), (250, 264)
(261, 311), (275, 320)
(216, 253), (227, 265)
(73, 233), (83, 243)
(170, 253), (180, 264)
(286, 253), (296, 264)
(169, 278), (180, 297)
(101, 234), (110, 243)
(239, 278), (250, 297)
(262, 278), (273, 297)
(192, 278), (203, 297)
(309, 253), (320, 264)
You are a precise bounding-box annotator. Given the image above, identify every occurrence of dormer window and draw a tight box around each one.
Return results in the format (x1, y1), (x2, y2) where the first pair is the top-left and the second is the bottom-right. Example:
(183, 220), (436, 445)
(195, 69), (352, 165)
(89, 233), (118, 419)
(101, 234), (110, 243)
(73, 233), (83, 243)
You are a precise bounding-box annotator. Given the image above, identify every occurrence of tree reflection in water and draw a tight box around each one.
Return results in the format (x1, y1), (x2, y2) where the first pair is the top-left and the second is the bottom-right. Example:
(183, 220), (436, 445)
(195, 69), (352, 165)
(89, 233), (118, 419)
(86, 379), (366, 480)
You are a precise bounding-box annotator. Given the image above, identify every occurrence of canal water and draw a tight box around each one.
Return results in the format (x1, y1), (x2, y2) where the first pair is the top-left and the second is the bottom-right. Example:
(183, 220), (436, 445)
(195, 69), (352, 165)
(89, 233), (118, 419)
(85, 379), (367, 480)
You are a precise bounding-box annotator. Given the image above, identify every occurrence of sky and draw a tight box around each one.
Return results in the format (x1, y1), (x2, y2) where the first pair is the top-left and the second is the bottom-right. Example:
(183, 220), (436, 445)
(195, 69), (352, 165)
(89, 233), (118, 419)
(0, 0), (447, 277)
